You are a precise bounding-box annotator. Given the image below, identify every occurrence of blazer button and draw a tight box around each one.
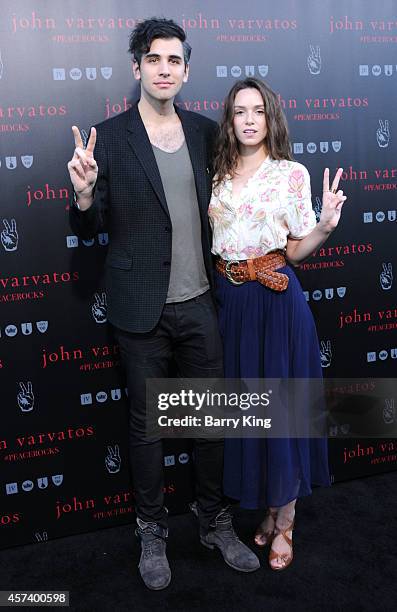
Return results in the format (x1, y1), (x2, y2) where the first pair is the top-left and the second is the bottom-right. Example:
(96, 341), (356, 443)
(165, 226), (171, 233)
(163, 261), (171, 267)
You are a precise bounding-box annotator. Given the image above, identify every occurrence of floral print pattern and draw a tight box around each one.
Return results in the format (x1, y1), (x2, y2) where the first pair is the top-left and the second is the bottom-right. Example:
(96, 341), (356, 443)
(208, 157), (317, 260)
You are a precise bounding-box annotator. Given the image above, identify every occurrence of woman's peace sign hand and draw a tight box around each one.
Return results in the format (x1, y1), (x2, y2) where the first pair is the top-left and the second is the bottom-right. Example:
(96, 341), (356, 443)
(319, 167), (347, 232)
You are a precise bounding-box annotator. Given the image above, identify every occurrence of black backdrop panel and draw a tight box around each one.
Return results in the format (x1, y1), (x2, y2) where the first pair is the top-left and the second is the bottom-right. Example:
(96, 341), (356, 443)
(1, 0), (396, 549)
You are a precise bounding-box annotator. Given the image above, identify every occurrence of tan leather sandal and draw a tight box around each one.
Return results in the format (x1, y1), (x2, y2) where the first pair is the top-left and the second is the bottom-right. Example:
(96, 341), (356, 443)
(269, 518), (294, 570)
(254, 509), (278, 547)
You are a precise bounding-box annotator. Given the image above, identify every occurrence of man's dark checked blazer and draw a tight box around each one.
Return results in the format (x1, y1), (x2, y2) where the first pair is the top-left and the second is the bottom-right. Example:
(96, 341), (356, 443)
(70, 104), (218, 333)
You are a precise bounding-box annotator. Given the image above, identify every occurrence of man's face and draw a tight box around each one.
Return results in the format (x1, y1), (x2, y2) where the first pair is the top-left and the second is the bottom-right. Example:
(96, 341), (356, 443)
(133, 37), (189, 102)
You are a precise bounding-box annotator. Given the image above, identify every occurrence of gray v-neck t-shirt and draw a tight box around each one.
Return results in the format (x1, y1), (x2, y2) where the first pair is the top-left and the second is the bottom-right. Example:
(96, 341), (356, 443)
(152, 141), (209, 303)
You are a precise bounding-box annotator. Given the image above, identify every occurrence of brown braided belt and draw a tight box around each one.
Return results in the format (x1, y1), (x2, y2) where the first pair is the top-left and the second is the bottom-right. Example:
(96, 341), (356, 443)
(216, 250), (289, 291)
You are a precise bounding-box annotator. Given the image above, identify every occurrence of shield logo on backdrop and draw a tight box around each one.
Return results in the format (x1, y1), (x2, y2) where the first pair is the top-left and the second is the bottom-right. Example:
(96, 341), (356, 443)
(320, 142), (329, 153)
(384, 65), (393, 76)
(337, 287), (346, 297)
(332, 141), (342, 152)
(258, 65), (269, 77)
(340, 424), (350, 435)
(37, 477), (48, 489)
(111, 389), (121, 401)
(21, 322), (33, 335)
(36, 320), (49, 333)
(86, 67), (97, 80)
(98, 233), (109, 245)
(325, 288), (334, 299)
(388, 210), (396, 221)
(52, 474), (63, 486)
(6, 157), (17, 169)
(21, 155), (33, 168)
(101, 67), (112, 79)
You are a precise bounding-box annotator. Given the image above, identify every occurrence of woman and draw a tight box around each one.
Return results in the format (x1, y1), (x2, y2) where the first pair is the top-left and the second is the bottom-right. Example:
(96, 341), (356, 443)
(208, 78), (346, 570)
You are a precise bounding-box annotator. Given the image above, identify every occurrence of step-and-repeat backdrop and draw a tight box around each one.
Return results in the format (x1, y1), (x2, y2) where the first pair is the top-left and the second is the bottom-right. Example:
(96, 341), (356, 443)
(1, 0), (396, 549)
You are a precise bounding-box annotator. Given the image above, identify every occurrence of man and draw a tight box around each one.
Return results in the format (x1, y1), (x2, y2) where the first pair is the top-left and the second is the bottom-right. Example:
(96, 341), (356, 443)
(68, 18), (259, 590)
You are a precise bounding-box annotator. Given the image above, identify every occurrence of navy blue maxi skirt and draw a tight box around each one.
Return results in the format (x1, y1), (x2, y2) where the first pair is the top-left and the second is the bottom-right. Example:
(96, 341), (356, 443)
(215, 264), (331, 509)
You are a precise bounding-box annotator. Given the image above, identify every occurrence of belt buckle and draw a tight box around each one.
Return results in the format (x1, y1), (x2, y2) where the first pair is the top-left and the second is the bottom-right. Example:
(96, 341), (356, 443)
(225, 260), (244, 285)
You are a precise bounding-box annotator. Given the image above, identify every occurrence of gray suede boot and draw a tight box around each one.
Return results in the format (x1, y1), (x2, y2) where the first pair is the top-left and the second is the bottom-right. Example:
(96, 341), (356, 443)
(135, 518), (171, 590)
(200, 508), (260, 572)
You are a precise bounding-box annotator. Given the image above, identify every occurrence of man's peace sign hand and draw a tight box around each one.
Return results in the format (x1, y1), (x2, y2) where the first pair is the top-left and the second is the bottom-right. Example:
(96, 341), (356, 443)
(67, 126), (98, 203)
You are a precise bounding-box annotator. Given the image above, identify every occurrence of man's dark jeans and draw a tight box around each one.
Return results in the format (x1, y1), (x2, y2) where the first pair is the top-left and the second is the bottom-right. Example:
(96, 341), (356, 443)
(113, 290), (225, 532)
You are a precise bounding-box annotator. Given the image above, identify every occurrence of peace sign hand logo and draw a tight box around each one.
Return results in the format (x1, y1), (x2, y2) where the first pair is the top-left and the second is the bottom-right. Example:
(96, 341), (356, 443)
(92, 292), (107, 324)
(320, 340), (332, 368)
(308, 45), (321, 75)
(17, 381), (35, 412)
(376, 120), (390, 148)
(380, 263), (393, 290)
(105, 445), (121, 474)
(1, 219), (18, 251)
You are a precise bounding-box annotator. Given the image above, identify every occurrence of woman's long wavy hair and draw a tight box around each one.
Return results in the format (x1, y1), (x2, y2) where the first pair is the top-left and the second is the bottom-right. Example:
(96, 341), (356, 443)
(213, 78), (293, 189)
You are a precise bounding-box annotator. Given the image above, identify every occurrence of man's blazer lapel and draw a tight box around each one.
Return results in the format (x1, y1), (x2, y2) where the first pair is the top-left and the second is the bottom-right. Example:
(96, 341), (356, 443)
(125, 105), (169, 217)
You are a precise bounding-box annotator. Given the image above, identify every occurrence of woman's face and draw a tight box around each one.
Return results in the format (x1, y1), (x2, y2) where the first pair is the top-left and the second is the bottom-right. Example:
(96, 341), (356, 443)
(232, 87), (267, 149)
